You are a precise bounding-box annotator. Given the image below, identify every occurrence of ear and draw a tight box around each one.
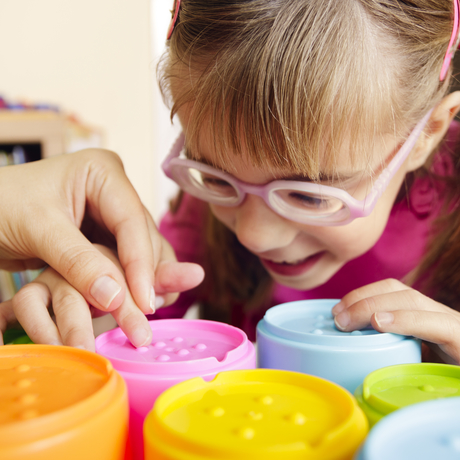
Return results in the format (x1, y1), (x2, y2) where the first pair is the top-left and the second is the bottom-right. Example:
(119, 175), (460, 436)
(406, 91), (460, 172)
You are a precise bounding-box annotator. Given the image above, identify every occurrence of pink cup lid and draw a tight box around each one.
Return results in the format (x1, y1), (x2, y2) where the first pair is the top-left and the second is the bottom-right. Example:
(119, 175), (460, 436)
(95, 319), (254, 375)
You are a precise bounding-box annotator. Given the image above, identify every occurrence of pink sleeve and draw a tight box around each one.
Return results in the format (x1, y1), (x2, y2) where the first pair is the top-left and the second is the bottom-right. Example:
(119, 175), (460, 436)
(147, 194), (208, 320)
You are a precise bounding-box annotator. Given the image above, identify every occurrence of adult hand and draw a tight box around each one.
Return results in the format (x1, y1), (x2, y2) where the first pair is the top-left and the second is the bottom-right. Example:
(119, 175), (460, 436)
(0, 149), (204, 334)
(332, 279), (460, 365)
(0, 244), (203, 350)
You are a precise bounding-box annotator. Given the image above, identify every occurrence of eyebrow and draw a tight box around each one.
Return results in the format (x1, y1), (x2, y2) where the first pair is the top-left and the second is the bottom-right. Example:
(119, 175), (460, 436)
(184, 147), (357, 183)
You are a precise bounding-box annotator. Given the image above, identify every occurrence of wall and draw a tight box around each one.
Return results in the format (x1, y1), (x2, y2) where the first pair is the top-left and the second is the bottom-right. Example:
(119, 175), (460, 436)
(0, 0), (171, 219)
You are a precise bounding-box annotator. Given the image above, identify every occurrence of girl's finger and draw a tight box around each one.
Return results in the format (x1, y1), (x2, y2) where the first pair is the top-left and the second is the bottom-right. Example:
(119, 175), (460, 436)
(332, 278), (409, 315)
(12, 282), (63, 346)
(334, 288), (447, 332)
(153, 261), (205, 308)
(371, 309), (460, 365)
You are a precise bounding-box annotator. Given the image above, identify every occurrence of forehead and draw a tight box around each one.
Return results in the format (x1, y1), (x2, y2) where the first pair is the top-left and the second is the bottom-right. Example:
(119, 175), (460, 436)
(178, 105), (400, 183)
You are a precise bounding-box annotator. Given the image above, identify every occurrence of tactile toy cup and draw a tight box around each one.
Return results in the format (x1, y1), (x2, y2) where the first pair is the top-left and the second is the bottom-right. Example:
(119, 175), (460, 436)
(144, 368), (369, 460)
(355, 397), (460, 460)
(0, 344), (129, 460)
(257, 299), (421, 393)
(95, 319), (256, 460)
(354, 362), (460, 427)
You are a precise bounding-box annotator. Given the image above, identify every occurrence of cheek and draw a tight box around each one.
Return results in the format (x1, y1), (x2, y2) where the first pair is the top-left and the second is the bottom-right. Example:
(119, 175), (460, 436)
(313, 211), (391, 261)
(209, 204), (236, 230)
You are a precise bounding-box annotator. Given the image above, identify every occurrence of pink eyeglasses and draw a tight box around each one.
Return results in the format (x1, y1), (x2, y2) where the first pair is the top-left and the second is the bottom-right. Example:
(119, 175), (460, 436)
(162, 110), (432, 226)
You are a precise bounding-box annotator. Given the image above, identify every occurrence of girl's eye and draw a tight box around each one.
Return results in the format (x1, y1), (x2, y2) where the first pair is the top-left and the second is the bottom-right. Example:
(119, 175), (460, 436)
(286, 192), (328, 209)
(201, 175), (233, 190)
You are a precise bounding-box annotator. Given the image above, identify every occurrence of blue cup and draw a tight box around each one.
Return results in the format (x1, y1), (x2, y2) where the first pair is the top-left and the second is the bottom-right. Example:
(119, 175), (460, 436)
(256, 299), (421, 393)
(355, 397), (460, 459)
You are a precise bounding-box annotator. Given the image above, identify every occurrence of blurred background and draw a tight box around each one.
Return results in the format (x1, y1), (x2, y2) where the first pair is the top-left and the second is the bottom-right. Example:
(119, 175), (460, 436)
(0, 0), (179, 221)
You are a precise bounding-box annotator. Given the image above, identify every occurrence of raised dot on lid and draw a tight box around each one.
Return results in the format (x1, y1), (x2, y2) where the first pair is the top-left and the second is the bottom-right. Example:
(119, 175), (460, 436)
(177, 349), (190, 356)
(247, 411), (263, 421)
(286, 412), (306, 425)
(154, 342), (166, 349)
(312, 329), (323, 335)
(172, 337), (184, 343)
(156, 355), (170, 362)
(256, 395), (273, 405)
(20, 409), (38, 420)
(16, 379), (32, 389)
(18, 394), (38, 405)
(236, 427), (255, 440)
(351, 330), (362, 336)
(208, 407), (225, 417)
(420, 384), (435, 392)
(15, 364), (30, 373)
(317, 315), (325, 320)
(194, 343), (207, 350)
(137, 347), (149, 353)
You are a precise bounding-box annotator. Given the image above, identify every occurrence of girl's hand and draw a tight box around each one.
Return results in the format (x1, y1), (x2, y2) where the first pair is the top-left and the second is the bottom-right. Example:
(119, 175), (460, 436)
(332, 279), (460, 365)
(0, 149), (203, 318)
(0, 244), (204, 351)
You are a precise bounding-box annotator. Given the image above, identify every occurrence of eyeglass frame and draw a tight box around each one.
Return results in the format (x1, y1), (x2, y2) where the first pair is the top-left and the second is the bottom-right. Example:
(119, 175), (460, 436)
(161, 109), (433, 226)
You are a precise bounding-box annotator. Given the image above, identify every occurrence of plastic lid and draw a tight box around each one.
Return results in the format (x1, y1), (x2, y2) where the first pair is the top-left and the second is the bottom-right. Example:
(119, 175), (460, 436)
(356, 363), (460, 421)
(95, 319), (253, 374)
(0, 344), (126, 445)
(359, 397), (460, 460)
(144, 369), (368, 460)
(261, 299), (408, 346)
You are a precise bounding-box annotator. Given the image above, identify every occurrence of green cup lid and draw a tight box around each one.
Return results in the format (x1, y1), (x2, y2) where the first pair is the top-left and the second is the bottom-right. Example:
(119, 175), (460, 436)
(356, 363), (460, 422)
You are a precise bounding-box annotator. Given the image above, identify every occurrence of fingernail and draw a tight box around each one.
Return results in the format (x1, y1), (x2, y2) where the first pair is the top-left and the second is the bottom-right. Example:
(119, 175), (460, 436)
(334, 311), (350, 331)
(374, 312), (394, 327)
(131, 328), (152, 348)
(155, 296), (165, 309)
(332, 301), (345, 315)
(149, 286), (156, 314)
(90, 276), (122, 309)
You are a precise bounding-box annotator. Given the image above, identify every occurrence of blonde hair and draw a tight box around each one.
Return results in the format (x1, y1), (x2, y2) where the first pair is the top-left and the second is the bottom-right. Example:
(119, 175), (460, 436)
(158, 0), (460, 323)
(159, 0), (453, 180)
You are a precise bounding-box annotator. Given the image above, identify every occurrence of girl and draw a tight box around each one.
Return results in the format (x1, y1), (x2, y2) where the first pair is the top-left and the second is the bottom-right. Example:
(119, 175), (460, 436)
(4, 0), (460, 365)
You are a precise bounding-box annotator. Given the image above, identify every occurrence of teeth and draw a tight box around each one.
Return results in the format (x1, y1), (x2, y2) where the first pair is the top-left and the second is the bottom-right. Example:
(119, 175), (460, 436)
(276, 257), (308, 266)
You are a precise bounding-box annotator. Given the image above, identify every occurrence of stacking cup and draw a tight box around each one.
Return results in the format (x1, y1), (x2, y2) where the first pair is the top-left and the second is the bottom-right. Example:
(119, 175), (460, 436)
(96, 319), (256, 460)
(355, 397), (460, 460)
(144, 368), (369, 460)
(0, 344), (128, 460)
(355, 362), (460, 427)
(257, 299), (421, 392)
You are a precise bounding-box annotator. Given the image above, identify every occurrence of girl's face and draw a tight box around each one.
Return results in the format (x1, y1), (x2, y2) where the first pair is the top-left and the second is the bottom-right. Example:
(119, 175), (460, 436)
(177, 107), (414, 291)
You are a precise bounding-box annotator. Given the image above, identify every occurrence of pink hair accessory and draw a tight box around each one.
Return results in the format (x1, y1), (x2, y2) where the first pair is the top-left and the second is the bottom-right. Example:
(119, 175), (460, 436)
(440, 0), (460, 81)
(167, 0), (181, 40)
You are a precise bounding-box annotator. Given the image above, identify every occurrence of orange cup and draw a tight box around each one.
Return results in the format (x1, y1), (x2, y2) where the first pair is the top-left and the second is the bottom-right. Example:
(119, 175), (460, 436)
(0, 345), (129, 460)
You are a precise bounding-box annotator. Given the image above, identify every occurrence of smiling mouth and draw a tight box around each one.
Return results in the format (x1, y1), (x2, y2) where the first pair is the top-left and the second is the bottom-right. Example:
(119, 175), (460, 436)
(260, 252), (325, 277)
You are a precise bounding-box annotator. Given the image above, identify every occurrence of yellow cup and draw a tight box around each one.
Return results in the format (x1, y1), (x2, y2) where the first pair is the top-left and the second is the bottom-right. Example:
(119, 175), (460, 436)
(144, 369), (368, 460)
(0, 345), (129, 460)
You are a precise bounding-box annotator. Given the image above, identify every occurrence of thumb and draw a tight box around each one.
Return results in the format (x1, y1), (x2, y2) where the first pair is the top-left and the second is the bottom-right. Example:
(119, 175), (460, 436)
(33, 218), (127, 312)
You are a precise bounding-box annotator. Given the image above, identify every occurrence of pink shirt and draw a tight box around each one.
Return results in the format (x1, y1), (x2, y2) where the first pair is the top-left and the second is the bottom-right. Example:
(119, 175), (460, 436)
(150, 121), (459, 340)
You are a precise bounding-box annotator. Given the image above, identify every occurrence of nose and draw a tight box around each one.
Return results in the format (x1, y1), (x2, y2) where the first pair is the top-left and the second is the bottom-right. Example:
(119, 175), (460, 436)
(233, 194), (298, 254)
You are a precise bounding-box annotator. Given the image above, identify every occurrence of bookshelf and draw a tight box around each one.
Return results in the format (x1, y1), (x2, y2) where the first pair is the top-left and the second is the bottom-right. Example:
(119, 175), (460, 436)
(0, 106), (103, 302)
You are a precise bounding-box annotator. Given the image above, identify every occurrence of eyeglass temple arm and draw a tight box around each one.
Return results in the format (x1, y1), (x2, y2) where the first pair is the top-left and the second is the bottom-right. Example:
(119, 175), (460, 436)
(161, 132), (186, 179)
(363, 109), (433, 211)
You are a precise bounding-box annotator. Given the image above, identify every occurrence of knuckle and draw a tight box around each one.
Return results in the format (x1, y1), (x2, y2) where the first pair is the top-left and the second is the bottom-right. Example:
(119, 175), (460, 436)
(384, 278), (403, 291)
(12, 283), (46, 310)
